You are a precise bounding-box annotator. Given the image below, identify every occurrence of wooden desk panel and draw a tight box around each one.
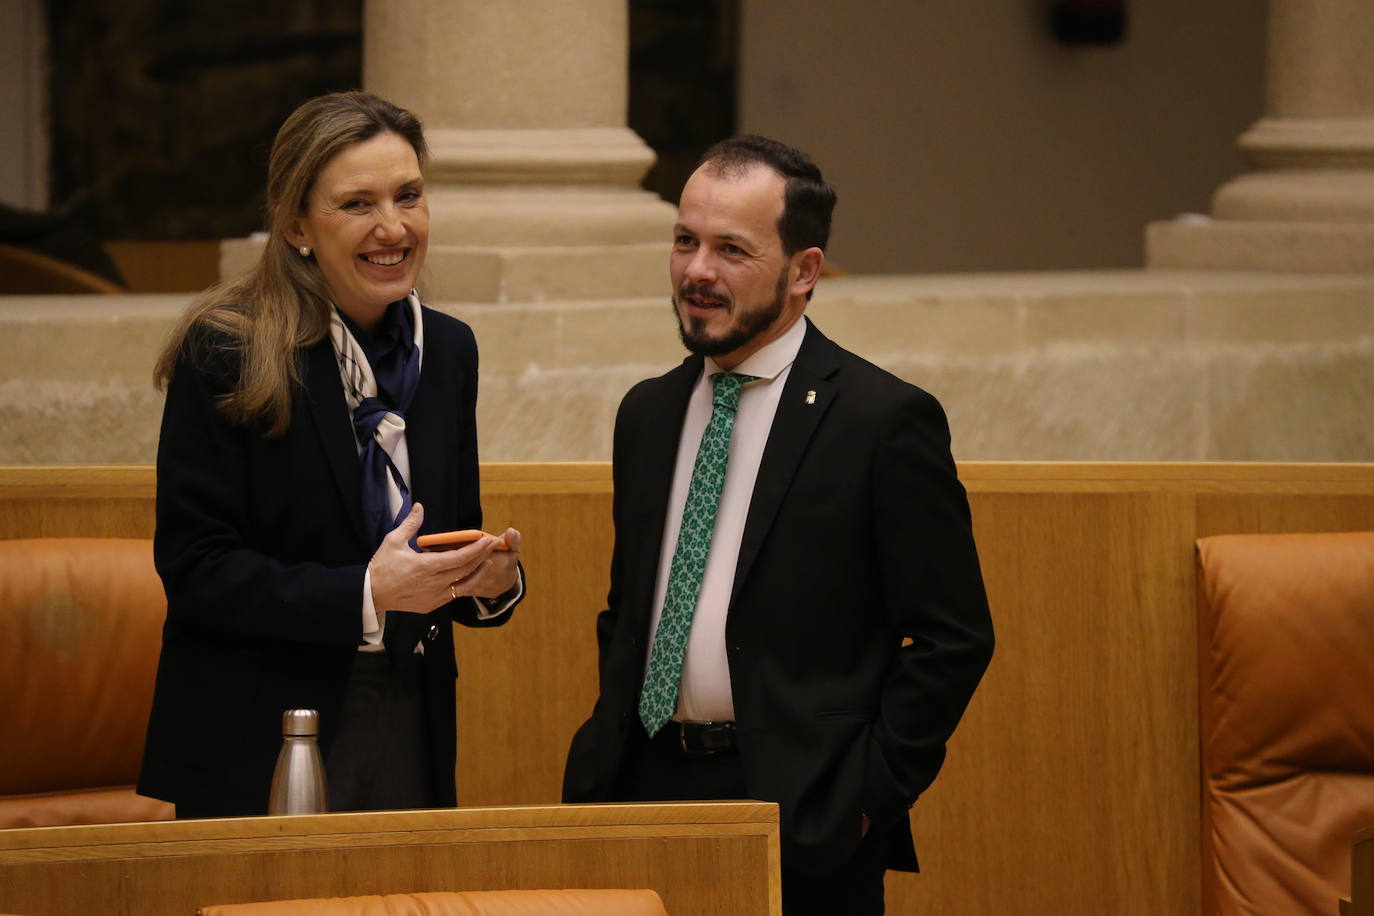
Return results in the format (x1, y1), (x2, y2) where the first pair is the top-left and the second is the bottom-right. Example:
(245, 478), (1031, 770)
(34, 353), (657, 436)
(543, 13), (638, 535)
(903, 489), (1200, 915)
(1353, 824), (1374, 916)
(0, 802), (781, 916)
(0, 465), (154, 539)
(455, 478), (613, 806)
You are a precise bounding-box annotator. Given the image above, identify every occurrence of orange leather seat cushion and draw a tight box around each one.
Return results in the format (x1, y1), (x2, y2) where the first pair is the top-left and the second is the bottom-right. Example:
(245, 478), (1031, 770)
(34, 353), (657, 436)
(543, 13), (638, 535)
(0, 786), (172, 827)
(197, 889), (669, 916)
(1197, 531), (1374, 915)
(0, 538), (169, 825)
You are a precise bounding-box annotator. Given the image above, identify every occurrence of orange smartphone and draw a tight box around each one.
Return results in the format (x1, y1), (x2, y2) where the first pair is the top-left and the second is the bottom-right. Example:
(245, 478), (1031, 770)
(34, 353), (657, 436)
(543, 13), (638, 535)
(416, 529), (510, 551)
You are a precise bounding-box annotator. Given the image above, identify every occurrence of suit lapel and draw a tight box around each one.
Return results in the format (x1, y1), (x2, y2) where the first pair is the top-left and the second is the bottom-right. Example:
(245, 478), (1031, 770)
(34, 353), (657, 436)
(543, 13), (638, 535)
(731, 320), (841, 604)
(303, 340), (371, 550)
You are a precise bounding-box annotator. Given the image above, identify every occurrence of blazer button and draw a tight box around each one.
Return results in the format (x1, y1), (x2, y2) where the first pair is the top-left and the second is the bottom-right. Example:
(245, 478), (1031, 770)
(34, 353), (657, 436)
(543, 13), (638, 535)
(426, 624), (440, 641)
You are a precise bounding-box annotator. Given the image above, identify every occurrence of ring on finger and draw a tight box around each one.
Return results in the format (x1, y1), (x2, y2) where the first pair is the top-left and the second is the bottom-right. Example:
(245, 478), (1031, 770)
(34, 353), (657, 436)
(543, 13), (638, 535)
(449, 582), (459, 600)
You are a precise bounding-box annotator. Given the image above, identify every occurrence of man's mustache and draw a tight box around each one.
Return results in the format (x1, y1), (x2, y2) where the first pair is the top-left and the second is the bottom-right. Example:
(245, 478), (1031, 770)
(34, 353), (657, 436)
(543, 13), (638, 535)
(677, 282), (731, 308)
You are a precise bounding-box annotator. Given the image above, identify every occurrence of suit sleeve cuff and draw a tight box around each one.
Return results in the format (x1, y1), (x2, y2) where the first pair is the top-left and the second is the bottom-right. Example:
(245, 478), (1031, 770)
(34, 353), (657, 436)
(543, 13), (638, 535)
(472, 565), (524, 620)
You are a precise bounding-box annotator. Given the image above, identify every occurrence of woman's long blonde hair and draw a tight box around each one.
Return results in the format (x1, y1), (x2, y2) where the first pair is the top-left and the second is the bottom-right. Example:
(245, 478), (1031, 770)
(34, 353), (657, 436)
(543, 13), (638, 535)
(153, 91), (429, 436)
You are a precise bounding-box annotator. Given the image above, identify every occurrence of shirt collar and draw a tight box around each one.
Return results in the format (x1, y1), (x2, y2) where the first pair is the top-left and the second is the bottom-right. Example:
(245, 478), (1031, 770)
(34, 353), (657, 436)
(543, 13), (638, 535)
(703, 314), (808, 384)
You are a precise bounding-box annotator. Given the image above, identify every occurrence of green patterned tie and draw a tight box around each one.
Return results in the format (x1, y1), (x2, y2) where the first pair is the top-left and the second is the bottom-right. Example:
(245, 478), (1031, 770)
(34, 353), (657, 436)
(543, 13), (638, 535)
(639, 371), (757, 737)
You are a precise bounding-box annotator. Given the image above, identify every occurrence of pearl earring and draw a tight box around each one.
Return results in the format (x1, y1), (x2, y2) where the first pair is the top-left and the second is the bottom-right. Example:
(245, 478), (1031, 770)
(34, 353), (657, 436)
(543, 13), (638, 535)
(299, 246), (311, 257)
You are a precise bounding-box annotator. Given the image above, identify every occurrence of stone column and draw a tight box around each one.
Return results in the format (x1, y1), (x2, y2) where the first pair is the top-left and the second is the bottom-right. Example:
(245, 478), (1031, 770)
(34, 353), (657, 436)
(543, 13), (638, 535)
(1147, 0), (1374, 271)
(363, 0), (675, 302)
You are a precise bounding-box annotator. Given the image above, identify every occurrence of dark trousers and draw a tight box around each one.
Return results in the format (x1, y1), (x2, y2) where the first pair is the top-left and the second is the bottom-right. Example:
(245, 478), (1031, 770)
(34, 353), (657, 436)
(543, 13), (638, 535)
(323, 650), (438, 812)
(615, 724), (889, 916)
(175, 651), (437, 820)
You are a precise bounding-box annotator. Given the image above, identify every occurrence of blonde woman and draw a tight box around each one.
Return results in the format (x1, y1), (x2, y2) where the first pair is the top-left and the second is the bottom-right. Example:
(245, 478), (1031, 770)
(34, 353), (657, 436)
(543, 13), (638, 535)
(139, 91), (523, 818)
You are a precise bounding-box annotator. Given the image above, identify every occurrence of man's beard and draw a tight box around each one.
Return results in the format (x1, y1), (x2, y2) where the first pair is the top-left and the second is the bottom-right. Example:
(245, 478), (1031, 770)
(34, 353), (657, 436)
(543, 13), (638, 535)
(673, 269), (788, 358)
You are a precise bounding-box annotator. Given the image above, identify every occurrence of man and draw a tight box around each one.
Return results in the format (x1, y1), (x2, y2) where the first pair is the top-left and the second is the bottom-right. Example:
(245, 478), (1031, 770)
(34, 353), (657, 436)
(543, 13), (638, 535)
(563, 135), (993, 915)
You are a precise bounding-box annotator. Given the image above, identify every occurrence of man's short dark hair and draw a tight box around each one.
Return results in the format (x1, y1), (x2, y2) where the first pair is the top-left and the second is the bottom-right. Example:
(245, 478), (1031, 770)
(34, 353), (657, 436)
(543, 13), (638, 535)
(698, 135), (837, 256)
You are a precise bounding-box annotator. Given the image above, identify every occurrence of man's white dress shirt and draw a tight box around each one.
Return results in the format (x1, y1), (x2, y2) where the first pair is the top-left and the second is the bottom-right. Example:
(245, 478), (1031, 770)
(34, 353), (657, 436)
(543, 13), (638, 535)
(644, 315), (808, 722)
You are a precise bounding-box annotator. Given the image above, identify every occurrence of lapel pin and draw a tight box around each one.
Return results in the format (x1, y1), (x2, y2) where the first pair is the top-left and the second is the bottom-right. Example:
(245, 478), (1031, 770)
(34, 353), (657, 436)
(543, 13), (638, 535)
(805, 390), (817, 405)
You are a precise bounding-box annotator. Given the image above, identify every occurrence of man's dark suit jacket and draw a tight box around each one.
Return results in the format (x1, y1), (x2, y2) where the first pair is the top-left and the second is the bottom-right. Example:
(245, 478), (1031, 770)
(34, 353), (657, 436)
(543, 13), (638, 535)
(563, 319), (993, 873)
(138, 307), (513, 816)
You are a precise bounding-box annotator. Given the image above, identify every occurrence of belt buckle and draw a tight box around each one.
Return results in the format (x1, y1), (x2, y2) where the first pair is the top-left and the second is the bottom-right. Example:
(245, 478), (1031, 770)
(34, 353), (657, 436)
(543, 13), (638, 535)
(679, 720), (727, 756)
(678, 721), (696, 755)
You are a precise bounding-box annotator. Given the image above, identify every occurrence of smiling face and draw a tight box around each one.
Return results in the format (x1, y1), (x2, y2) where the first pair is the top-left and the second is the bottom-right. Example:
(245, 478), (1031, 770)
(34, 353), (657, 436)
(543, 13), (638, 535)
(670, 164), (818, 370)
(286, 131), (428, 332)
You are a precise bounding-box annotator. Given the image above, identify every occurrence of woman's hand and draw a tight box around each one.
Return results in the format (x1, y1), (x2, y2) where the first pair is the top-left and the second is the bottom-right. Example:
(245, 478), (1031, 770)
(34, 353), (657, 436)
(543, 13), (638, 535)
(369, 502), (503, 613)
(460, 526), (522, 600)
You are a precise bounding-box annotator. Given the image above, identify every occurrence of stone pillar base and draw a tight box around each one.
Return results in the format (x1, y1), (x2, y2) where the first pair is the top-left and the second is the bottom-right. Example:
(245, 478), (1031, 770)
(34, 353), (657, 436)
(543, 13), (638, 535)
(1141, 0), (1374, 271)
(1212, 168), (1374, 221)
(1146, 217), (1374, 271)
(419, 127), (676, 302)
(220, 125), (678, 303)
(219, 235), (671, 304)
(424, 242), (667, 303)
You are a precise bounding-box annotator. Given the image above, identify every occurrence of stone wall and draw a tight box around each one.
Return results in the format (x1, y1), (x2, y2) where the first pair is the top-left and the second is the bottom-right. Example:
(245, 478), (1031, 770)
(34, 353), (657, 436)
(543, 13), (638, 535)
(738, 0), (1266, 274)
(4, 270), (1371, 465)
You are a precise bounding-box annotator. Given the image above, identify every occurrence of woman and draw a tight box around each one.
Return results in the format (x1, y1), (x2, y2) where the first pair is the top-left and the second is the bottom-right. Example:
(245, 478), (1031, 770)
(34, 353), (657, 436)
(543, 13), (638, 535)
(138, 91), (523, 818)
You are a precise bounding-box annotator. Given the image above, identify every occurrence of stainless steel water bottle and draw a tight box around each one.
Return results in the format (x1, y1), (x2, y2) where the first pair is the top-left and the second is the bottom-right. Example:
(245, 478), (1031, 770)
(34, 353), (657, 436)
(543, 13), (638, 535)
(267, 708), (327, 815)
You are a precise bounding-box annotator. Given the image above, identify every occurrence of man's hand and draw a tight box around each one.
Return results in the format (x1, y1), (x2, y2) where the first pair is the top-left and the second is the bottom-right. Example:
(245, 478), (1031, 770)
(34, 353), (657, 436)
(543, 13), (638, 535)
(368, 502), (501, 613)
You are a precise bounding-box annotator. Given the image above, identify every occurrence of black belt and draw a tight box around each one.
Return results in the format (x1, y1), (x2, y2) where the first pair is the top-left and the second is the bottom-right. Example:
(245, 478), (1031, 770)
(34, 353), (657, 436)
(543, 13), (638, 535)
(671, 720), (737, 756)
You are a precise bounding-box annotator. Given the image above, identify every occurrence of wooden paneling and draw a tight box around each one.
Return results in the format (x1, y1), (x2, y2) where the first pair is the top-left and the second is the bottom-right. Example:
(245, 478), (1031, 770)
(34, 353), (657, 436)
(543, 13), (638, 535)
(0, 802), (781, 916)
(0, 466), (154, 539)
(458, 467), (613, 806)
(104, 240), (221, 293)
(3, 462), (1373, 916)
(908, 490), (1200, 914)
(909, 463), (1374, 916)
(1353, 825), (1374, 916)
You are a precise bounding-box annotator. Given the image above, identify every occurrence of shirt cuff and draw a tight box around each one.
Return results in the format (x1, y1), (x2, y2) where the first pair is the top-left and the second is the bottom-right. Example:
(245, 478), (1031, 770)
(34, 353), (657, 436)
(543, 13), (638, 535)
(361, 565), (384, 648)
(472, 565), (524, 620)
